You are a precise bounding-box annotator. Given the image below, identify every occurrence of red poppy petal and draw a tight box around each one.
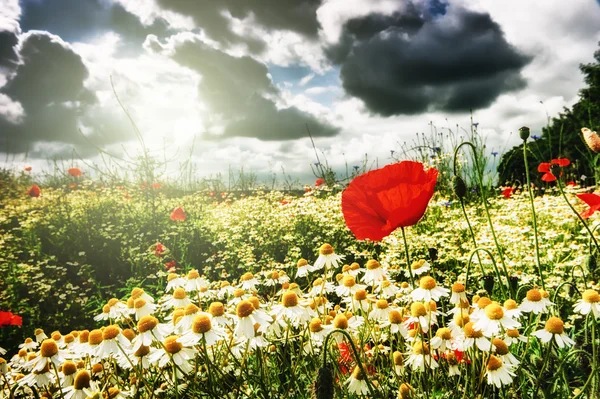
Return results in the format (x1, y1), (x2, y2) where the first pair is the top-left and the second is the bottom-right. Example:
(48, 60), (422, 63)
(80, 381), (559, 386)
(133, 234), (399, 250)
(537, 163), (551, 173)
(541, 173), (556, 182)
(342, 161), (438, 241)
(502, 188), (513, 198)
(577, 193), (600, 209)
(551, 158), (571, 167)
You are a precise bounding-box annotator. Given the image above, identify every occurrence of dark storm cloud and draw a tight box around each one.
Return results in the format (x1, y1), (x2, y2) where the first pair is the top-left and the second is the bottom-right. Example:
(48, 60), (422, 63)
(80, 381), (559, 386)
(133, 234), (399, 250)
(0, 31), (130, 155)
(155, 0), (322, 52)
(0, 29), (19, 68)
(327, 3), (532, 115)
(170, 37), (338, 140)
(19, 0), (172, 54)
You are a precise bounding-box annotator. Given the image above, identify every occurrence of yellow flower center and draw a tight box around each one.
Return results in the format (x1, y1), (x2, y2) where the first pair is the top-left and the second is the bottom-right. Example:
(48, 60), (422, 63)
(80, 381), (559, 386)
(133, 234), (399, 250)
(343, 275), (356, 288)
(78, 330), (89, 344)
(184, 304), (200, 316)
(122, 329), (136, 342)
(192, 314), (212, 334)
(411, 259), (427, 270)
(354, 289), (367, 301)
(107, 298), (119, 307)
(464, 322), (482, 338)
(234, 288), (245, 298)
(88, 330), (103, 346)
(64, 334), (74, 344)
(167, 273), (178, 281)
(102, 325), (120, 341)
(393, 351), (403, 366)
(62, 360), (77, 376)
(319, 243), (334, 255)
(412, 341), (430, 355)
(137, 315), (158, 332)
(350, 262), (360, 270)
(411, 302), (427, 317)
(73, 370), (91, 390)
(40, 339), (58, 358)
(134, 345), (150, 357)
(526, 289), (542, 302)
(237, 300), (254, 318)
(309, 318), (323, 333)
(376, 299), (389, 309)
(388, 309), (403, 324)
(248, 296), (261, 310)
(453, 313), (470, 327)
(297, 258), (308, 267)
(366, 259), (380, 270)
(207, 302), (224, 317)
(399, 383), (413, 399)
(187, 269), (200, 279)
(134, 298), (147, 309)
(163, 336), (182, 354)
(282, 291), (299, 307)
(583, 289), (600, 303)
(452, 282), (465, 293)
(504, 299), (518, 310)
(419, 276), (436, 290)
(436, 327), (452, 340)
(173, 288), (186, 300)
(351, 365), (365, 380)
(506, 328), (520, 338)
(477, 297), (492, 309)
(492, 338), (509, 355)
(131, 288), (144, 300)
(545, 316), (564, 334)
(485, 304), (504, 320)
(333, 314), (348, 329)
(487, 355), (503, 371)
(241, 272), (254, 281)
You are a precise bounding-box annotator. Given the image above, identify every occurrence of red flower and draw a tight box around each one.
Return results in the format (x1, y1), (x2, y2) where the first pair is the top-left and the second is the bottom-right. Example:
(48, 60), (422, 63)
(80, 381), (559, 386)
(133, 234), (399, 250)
(537, 163), (556, 182)
(551, 158), (570, 167)
(341, 161), (438, 241)
(567, 181), (577, 187)
(315, 178), (325, 187)
(68, 167), (82, 177)
(0, 311), (22, 327)
(152, 182), (162, 189)
(577, 193), (600, 218)
(27, 184), (41, 197)
(164, 260), (177, 272)
(501, 187), (513, 198)
(170, 207), (186, 221)
(280, 199), (291, 205)
(154, 242), (166, 258)
(24, 166), (32, 171)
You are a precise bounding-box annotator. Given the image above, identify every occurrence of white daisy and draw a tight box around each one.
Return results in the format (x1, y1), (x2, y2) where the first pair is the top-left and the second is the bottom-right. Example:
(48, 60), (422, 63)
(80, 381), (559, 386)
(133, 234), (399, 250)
(574, 289), (600, 319)
(485, 355), (516, 388)
(410, 276), (450, 302)
(345, 366), (370, 395)
(532, 317), (575, 348)
(362, 260), (387, 284)
(520, 289), (553, 314)
(472, 303), (520, 337)
(313, 243), (344, 273)
(295, 258), (314, 278)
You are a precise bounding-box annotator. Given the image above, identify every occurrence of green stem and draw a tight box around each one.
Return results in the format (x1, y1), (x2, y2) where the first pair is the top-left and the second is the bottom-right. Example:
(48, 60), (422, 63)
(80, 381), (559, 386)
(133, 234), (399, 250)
(454, 142), (512, 296)
(523, 141), (545, 290)
(464, 247), (506, 298)
(401, 227), (414, 286)
(532, 340), (554, 398)
(556, 178), (600, 255)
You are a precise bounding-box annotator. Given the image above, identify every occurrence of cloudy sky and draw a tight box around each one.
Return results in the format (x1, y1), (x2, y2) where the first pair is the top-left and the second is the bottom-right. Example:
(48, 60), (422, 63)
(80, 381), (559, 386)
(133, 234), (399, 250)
(0, 0), (599, 183)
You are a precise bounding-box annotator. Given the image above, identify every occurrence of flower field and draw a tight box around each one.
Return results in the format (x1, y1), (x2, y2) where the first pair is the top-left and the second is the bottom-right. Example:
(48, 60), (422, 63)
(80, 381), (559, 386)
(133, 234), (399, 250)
(1, 156), (600, 398)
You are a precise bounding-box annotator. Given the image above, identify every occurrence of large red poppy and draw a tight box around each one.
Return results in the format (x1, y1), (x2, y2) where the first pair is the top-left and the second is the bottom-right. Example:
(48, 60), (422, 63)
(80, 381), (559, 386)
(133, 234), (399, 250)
(0, 311), (22, 327)
(577, 193), (600, 218)
(68, 167), (82, 177)
(170, 207), (186, 221)
(341, 161), (438, 241)
(27, 184), (41, 198)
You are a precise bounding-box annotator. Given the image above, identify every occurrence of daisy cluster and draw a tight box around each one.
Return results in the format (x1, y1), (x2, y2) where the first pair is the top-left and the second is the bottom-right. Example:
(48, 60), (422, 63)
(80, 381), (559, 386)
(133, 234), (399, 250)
(2, 243), (599, 398)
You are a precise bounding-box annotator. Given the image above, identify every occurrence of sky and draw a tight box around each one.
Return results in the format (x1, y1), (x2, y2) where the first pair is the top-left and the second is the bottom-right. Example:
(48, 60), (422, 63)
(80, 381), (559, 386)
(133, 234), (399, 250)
(0, 0), (599, 184)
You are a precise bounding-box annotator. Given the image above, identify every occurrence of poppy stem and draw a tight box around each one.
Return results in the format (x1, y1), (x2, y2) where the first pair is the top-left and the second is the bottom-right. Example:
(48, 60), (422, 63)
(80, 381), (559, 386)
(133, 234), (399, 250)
(400, 227), (414, 286)
(523, 140), (545, 290)
(556, 178), (600, 256)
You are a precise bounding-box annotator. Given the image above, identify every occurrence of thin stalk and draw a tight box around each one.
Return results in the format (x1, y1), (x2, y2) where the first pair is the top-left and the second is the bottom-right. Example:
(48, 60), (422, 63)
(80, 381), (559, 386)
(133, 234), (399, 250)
(556, 178), (600, 255)
(532, 340), (554, 398)
(523, 140), (545, 290)
(454, 142), (512, 296)
(401, 227), (414, 286)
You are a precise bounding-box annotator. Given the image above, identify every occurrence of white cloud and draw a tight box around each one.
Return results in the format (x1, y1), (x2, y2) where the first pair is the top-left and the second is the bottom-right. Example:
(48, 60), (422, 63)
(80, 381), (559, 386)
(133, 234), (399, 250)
(0, 92), (23, 123)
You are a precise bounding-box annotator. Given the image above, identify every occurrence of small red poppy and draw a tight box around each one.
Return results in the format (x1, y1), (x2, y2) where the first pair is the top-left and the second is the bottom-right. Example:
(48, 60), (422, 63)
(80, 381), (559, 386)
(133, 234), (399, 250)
(280, 199), (291, 205)
(164, 260), (177, 272)
(537, 163), (556, 182)
(342, 161), (438, 241)
(315, 178), (325, 187)
(0, 311), (22, 327)
(170, 207), (186, 221)
(154, 242), (166, 257)
(152, 182), (162, 189)
(68, 167), (82, 177)
(501, 187), (513, 198)
(27, 184), (41, 198)
(24, 166), (32, 172)
(567, 181), (577, 187)
(577, 193), (600, 218)
(551, 158), (570, 167)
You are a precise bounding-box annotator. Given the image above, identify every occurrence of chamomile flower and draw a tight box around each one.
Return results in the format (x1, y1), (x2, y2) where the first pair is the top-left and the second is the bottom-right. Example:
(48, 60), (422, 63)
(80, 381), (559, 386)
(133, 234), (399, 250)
(503, 299), (523, 319)
(296, 258), (313, 278)
(405, 340), (439, 372)
(313, 243), (344, 273)
(384, 309), (409, 338)
(450, 283), (467, 305)
(218, 281), (235, 298)
(208, 302), (232, 327)
(411, 276), (449, 302)
(431, 327), (455, 351)
(448, 312), (470, 336)
(532, 317), (575, 348)
(485, 355), (515, 388)
(175, 304), (202, 333)
(520, 289), (553, 314)
(30, 339), (64, 373)
(161, 288), (192, 311)
(131, 287), (154, 304)
(165, 273), (186, 292)
(185, 269), (209, 292)
(132, 315), (169, 353)
(59, 360), (77, 387)
(336, 275), (366, 297)
(473, 303), (520, 337)
(492, 338), (519, 366)
(62, 370), (96, 399)
(235, 300), (269, 340)
(133, 298), (157, 320)
(96, 325), (131, 359)
(345, 366), (369, 395)
(308, 318), (333, 343)
(19, 337), (38, 351)
(240, 272), (260, 290)
(503, 328), (528, 346)
(34, 329), (48, 343)
(178, 314), (227, 347)
(148, 336), (195, 376)
(393, 351), (404, 374)
(342, 262), (362, 277)
(460, 322), (491, 352)
(574, 289), (600, 318)
(363, 259), (387, 284)
(404, 302), (432, 333)
(409, 259), (431, 277)
(376, 280), (399, 298)
(270, 291), (314, 327)
(20, 362), (54, 388)
(344, 289), (371, 313)
(308, 278), (336, 297)
(369, 299), (393, 322)
(445, 351), (461, 377)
